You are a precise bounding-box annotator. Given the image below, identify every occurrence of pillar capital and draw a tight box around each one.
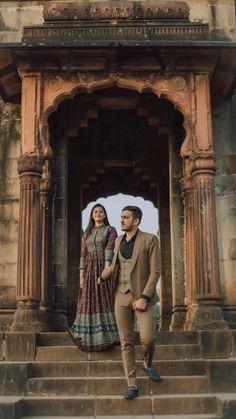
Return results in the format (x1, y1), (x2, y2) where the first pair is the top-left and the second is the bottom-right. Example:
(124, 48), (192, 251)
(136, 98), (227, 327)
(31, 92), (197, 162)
(190, 155), (215, 174)
(17, 154), (44, 175)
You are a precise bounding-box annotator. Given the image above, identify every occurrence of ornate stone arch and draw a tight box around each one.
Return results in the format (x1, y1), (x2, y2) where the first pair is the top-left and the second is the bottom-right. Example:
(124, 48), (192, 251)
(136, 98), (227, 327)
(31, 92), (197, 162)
(41, 73), (193, 159)
(14, 67), (227, 332)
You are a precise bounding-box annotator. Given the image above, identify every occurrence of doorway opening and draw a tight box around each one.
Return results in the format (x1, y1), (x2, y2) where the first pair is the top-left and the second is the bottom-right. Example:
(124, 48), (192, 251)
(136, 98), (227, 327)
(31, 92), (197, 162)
(49, 86), (185, 330)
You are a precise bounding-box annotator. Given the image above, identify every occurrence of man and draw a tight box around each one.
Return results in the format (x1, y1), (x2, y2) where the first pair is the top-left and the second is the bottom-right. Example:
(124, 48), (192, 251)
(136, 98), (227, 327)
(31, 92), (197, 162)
(101, 206), (161, 400)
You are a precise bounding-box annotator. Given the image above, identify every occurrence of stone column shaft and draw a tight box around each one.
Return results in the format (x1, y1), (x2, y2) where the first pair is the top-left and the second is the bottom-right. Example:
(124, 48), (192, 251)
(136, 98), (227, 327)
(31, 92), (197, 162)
(40, 169), (53, 331)
(159, 187), (173, 331)
(189, 157), (228, 330)
(11, 155), (44, 332)
(192, 159), (220, 299)
(185, 187), (195, 301)
(182, 159), (196, 329)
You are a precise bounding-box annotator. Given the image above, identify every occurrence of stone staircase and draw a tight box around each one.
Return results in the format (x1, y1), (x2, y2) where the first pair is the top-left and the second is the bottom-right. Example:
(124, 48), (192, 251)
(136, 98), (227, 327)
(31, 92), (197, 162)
(1, 331), (236, 419)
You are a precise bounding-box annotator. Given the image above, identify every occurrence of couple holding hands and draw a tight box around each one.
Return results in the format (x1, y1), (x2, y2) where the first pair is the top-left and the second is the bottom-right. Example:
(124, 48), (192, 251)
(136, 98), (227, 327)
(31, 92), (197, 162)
(70, 203), (161, 399)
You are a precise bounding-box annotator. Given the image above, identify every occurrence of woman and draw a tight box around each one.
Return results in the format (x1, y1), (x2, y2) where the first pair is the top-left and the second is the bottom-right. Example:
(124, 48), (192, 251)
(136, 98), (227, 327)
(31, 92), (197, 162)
(69, 203), (119, 351)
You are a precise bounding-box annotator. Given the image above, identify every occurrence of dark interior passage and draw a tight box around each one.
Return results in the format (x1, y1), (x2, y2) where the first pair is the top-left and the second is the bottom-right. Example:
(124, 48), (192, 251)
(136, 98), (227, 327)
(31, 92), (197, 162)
(49, 87), (184, 328)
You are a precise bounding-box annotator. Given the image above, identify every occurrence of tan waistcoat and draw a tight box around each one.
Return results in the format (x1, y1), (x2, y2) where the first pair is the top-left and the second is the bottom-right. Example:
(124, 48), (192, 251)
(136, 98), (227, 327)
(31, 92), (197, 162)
(117, 251), (132, 293)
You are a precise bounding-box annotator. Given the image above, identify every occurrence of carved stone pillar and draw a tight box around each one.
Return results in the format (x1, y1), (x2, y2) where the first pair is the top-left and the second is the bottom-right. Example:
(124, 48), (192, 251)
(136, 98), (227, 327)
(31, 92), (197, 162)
(169, 136), (186, 331)
(182, 159), (196, 330)
(189, 156), (228, 330)
(159, 185), (173, 331)
(11, 155), (45, 332)
(39, 162), (53, 331)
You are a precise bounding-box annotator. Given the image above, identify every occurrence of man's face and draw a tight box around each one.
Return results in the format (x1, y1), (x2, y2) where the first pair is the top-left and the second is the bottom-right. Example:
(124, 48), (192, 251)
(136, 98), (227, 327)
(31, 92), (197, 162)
(121, 210), (139, 232)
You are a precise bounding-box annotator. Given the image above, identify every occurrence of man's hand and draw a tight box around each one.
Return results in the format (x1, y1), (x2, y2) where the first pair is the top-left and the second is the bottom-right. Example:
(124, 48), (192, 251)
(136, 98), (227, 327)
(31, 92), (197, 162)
(133, 298), (148, 312)
(105, 261), (111, 269)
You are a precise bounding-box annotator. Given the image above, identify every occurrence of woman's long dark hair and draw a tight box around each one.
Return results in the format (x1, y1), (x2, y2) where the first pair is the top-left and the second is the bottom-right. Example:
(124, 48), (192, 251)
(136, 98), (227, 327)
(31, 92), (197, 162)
(85, 203), (110, 236)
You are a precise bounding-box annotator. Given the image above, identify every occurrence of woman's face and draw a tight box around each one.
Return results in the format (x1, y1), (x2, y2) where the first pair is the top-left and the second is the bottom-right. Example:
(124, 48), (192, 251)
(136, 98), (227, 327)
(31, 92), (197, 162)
(92, 206), (106, 223)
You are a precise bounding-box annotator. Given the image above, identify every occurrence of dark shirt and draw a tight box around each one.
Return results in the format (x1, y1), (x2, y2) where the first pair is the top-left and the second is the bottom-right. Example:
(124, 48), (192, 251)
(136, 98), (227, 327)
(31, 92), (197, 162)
(120, 230), (139, 259)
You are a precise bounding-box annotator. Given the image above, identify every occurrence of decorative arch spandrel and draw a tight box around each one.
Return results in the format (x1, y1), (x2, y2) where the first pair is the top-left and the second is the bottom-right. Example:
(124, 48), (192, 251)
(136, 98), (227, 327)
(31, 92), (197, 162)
(41, 73), (194, 158)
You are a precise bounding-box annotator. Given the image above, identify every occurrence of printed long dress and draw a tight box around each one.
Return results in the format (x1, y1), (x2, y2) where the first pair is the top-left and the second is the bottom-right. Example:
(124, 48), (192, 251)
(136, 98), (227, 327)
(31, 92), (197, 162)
(69, 225), (119, 351)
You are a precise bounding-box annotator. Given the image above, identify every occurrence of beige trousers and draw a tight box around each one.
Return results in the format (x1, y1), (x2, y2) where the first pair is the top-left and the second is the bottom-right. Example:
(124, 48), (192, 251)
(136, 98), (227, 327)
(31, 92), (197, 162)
(114, 290), (156, 388)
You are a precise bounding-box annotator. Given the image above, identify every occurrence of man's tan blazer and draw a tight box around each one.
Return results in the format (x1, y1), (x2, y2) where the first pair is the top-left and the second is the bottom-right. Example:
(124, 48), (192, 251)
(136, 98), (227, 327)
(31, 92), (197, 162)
(102, 230), (161, 305)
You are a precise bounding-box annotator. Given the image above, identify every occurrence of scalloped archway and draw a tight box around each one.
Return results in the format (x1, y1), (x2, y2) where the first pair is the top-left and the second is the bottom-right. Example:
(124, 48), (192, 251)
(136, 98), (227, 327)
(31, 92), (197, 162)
(41, 73), (192, 159)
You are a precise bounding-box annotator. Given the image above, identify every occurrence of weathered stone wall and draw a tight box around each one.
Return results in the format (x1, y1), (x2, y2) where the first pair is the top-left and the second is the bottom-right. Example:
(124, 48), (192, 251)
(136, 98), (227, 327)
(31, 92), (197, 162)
(0, 98), (20, 330)
(0, 0), (235, 44)
(213, 91), (236, 323)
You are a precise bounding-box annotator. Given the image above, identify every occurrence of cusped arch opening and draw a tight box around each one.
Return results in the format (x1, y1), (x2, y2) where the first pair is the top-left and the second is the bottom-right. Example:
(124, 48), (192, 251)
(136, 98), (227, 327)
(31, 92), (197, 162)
(82, 193), (159, 236)
(48, 85), (186, 154)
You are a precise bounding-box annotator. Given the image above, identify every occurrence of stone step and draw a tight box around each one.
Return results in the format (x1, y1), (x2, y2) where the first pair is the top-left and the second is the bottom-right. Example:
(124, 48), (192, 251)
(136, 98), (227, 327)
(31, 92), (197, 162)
(30, 359), (206, 377)
(20, 394), (217, 416)
(35, 344), (201, 362)
(19, 415), (220, 419)
(36, 331), (199, 347)
(27, 375), (207, 396)
(0, 396), (22, 419)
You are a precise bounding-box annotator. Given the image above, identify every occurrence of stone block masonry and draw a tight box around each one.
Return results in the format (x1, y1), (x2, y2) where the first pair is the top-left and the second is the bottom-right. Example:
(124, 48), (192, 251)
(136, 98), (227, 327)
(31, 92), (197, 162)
(0, 100), (21, 331)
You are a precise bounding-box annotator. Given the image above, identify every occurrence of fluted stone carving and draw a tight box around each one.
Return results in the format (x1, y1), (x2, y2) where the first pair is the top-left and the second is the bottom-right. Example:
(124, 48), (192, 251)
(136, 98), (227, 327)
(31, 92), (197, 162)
(182, 159), (196, 330)
(188, 157), (228, 330)
(11, 155), (45, 331)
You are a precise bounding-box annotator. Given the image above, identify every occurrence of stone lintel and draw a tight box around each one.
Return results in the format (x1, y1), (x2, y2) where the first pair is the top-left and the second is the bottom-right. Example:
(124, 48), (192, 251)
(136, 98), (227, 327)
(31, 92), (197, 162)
(23, 22), (210, 47)
(0, 46), (235, 103)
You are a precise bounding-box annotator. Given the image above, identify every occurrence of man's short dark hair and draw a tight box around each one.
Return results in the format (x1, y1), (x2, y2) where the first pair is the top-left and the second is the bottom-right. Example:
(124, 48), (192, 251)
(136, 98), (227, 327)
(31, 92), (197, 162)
(122, 206), (143, 223)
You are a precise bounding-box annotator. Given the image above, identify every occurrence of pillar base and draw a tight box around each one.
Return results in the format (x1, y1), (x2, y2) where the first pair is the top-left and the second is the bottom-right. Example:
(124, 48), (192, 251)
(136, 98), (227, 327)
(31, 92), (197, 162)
(159, 314), (171, 331)
(170, 305), (187, 331)
(39, 306), (52, 332)
(10, 301), (47, 332)
(222, 305), (236, 329)
(51, 308), (68, 331)
(185, 301), (228, 331)
(0, 309), (15, 332)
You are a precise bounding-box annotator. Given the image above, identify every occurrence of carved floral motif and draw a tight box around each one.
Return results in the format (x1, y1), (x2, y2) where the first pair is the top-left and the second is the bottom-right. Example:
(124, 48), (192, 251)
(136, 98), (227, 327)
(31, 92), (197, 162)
(47, 76), (62, 91)
(171, 76), (187, 91)
(43, 1), (190, 22)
